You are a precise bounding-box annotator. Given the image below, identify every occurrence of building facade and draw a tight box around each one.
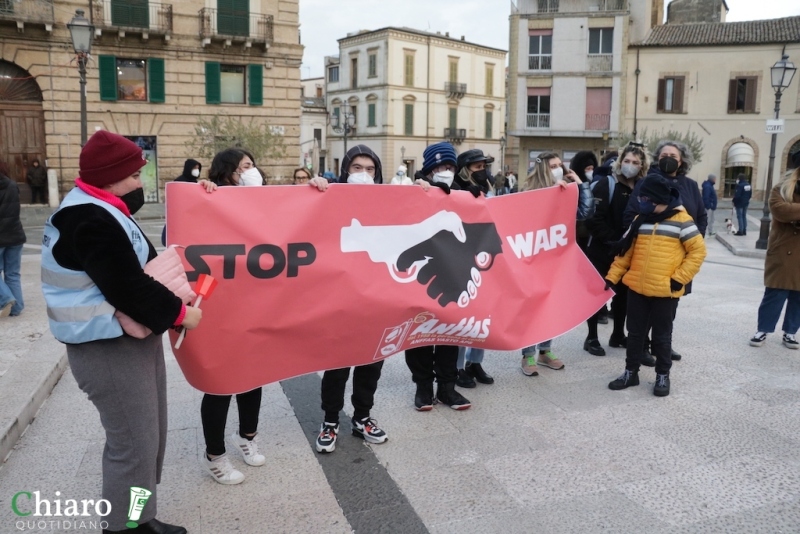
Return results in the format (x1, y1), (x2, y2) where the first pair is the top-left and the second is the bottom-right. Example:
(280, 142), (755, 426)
(324, 27), (507, 177)
(299, 76), (326, 173)
(508, 0), (649, 177)
(0, 0), (302, 204)
(626, 14), (800, 198)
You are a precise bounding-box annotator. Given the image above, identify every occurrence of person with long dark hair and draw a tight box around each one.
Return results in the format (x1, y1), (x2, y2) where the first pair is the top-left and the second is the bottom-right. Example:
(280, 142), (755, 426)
(0, 158), (25, 317)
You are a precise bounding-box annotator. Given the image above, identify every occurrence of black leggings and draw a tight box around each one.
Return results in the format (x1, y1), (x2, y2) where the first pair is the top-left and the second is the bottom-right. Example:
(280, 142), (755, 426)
(587, 282), (628, 339)
(201, 387), (262, 456)
(320, 361), (384, 424)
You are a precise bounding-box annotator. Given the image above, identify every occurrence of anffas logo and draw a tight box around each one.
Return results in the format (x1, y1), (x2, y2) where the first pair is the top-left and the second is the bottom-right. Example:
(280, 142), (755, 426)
(11, 490), (111, 531)
(374, 312), (490, 359)
(341, 211), (503, 308)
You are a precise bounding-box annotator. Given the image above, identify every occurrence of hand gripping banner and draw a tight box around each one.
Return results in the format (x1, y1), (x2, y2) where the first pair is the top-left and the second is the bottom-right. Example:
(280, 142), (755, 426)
(166, 183), (611, 394)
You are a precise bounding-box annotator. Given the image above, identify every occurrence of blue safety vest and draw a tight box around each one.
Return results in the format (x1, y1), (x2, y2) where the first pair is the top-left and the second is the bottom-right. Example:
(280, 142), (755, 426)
(41, 188), (149, 344)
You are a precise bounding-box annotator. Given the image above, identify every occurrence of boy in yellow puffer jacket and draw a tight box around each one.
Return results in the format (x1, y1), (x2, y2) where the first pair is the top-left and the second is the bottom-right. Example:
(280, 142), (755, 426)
(605, 174), (706, 397)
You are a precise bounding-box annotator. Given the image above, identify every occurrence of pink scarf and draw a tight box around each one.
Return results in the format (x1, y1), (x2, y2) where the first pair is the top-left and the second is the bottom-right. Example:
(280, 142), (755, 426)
(75, 178), (131, 217)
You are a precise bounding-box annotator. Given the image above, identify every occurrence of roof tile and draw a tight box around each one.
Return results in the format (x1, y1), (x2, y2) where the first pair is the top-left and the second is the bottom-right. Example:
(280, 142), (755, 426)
(637, 16), (800, 47)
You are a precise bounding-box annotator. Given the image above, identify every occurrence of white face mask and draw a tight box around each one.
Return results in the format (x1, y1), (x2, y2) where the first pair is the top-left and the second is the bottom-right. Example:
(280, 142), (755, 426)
(550, 167), (564, 182)
(191, 168), (201, 178)
(432, 170), (455, 187)
(584, 170), (594, 182)
(238, 167), (262, 186)
(347, 171), (374, 184)
(620, 163), (640, 179)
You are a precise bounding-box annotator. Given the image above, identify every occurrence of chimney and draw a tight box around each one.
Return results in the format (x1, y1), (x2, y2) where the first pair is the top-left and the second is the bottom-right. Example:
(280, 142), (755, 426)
(460, 36), (465, 41)
(445, 32), (450, 37)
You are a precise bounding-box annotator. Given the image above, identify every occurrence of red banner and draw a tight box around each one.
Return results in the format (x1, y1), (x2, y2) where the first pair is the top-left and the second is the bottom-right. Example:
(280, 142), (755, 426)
(165, 183), (610, 394)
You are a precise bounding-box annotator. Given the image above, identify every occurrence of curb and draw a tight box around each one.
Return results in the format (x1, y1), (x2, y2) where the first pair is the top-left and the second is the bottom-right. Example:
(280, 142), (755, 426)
(0, 335), (67, 464)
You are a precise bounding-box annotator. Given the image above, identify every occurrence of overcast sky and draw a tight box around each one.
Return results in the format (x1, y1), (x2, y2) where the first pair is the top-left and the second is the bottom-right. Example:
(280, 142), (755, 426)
(298, 0), (800, 80)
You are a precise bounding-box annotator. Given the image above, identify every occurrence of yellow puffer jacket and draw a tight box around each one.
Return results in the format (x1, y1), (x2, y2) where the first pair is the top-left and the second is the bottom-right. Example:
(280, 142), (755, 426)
(606, 207), (707, 298)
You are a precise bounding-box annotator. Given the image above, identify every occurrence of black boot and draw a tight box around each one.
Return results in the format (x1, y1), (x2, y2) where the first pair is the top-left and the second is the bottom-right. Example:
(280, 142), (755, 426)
(436, 382), (471, 410)
(608, 334), (627, 348)
(583, 337), (606, 356)
(639, 348), (656, 367)
(414, 381), (435, 411)
(465, 362), (494, 384)
(670, 349), (682, 361)
(456, 369), (476, 388)
(104, 519), (187, 534)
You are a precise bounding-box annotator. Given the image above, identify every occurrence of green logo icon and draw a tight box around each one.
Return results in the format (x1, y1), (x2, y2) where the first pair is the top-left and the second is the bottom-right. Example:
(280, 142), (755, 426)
(126, 487), (152, 528)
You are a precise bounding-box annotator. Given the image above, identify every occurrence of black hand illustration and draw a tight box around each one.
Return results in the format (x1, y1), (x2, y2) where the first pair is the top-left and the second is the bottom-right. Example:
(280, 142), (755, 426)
(397, 223), (503, 307)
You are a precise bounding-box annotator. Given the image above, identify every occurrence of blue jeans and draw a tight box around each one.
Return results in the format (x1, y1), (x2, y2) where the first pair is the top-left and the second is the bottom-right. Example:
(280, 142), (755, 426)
(457, 347), (485, 369)
(522, 340), (551, 356)
(0, 245), (24, 315)
(757, 287), (800, 334)
(735, 206), (748, 233)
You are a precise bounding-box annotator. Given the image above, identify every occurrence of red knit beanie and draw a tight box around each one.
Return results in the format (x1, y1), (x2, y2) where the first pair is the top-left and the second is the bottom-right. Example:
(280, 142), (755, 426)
(79, 131), (147, 187)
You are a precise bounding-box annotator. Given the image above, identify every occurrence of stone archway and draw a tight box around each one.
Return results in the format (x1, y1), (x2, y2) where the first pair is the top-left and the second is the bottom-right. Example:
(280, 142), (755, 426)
(781, 135), (800, 175)
(0, 60), (46, 204)
(719, 136), (759, 198)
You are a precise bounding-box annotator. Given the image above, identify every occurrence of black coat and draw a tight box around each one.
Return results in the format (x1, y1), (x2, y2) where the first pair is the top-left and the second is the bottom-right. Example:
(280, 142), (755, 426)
(584, 176), (633, 276)
(0, 174), (26, 247)
(175, 159), (202, 183)
(27, 164), (47, 187)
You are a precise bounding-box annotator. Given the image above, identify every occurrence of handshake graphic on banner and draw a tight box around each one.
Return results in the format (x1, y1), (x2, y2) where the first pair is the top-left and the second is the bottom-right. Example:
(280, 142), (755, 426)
(341, 211), (503, 308)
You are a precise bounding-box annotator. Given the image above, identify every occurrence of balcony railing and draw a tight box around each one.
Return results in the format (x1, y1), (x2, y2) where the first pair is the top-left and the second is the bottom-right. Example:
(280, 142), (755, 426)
(445, 82), (466, 99)
(528, 55), (552, 70)
(530, 0), (627, 14)
(199, 8), (274, 47)
(92, 1), (172, 36)
(585, 113), (610, 130)
(526, 113), (551, 129)
(0, 0), (54, 31)
(444, 128), (466, 144)
(587, 54), (613, 72)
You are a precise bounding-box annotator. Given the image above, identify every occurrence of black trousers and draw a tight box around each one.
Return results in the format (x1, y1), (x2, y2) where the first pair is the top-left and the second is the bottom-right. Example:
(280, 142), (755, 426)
(321, 361), (384, 424)
(588, 281), (628, 339)
(626, 290), (678, 375)
(201, 387), (262, 456)
(31, 186), (46, 204)
(405, 345), (458, 385)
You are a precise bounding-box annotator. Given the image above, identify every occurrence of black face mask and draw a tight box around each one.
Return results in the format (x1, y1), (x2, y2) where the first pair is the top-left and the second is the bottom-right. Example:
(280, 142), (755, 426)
(120, 188), (145, 215)
(658, 156), (680, 175)
(471, 169), (491, 186)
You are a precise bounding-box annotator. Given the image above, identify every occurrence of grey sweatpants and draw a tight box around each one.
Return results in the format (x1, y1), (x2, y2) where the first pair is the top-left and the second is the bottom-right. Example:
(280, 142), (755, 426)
(67, 334), (167, 531)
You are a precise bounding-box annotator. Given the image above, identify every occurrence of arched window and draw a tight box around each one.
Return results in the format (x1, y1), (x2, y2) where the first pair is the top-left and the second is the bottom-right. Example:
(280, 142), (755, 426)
(0, 61), (43, 102)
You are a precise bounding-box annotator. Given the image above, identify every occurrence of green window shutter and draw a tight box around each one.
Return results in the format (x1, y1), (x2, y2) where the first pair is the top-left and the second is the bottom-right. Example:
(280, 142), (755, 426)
(485, 111), (493, 138)
(404, 104), (413, 136)
(248, 64), (263, 106)
(368, 103), (376, 127)
(205, 62), (221, 104)
(99, 55), (118, 101)
(148, 58), (165, 103)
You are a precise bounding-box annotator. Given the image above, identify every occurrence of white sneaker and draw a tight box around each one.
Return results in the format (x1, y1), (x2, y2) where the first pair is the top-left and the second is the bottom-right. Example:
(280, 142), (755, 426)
(0, 301), (13, 318)
(203, 454), (245, 485)
(227, 433), (266, 466)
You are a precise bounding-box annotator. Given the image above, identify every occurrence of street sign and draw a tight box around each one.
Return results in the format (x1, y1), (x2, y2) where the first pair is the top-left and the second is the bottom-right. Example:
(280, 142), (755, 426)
(766, 119), (785, 134)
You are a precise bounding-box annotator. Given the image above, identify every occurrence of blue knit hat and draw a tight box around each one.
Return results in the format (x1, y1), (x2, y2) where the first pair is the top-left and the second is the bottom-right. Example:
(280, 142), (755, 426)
(421, 142), (458, 177)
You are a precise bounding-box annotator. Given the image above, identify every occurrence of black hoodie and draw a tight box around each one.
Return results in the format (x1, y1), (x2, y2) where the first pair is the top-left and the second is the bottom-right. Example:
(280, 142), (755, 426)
(338, 145), (383, 184)
(175, 159), (202, 183)
(0, 174), (26, 247)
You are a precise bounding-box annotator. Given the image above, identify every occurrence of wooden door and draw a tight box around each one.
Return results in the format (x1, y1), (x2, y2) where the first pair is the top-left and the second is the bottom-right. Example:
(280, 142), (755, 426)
(0, 105), (47, 204)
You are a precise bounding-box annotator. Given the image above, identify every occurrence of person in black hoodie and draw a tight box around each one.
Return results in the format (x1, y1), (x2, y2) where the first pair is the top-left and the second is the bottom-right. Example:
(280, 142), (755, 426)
(584, 143), (649, 357)
(175, 158), (202, 183)
(315, 144), (389, 455)
(0, 159), (26, 317)
(26, 159), (48, 204)
(623, 140), (706, 362)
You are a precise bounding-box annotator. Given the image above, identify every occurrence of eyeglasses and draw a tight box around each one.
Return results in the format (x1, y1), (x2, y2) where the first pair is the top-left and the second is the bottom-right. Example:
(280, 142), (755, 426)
(294, 176), (309, 181)
(349, 163), (376, 174)
(637, 196), (651, 203)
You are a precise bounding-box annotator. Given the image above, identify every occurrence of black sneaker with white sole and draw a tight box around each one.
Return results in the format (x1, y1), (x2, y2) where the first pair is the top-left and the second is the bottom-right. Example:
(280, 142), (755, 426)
(750, 331), (767, 347)
(783, 333), (799, 350)
(351, 417), (388, 444)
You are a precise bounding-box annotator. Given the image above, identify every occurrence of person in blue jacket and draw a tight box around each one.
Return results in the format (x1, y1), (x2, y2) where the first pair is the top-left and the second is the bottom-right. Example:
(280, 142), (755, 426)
(732, 173), (752, 236)
(702, 174), (718, 236)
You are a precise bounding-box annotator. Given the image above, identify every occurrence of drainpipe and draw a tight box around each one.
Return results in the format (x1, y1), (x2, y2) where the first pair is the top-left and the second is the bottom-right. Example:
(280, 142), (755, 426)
(426, 35), (431, 146)
(633, 48), (640, 140)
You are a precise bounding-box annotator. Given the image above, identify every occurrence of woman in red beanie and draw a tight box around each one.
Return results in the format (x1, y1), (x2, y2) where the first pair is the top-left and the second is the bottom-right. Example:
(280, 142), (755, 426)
(41, 130), (202, 534)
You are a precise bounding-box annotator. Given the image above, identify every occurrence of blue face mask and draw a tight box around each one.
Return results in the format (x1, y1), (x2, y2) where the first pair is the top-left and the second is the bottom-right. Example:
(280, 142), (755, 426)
(639, 199), (657, 215)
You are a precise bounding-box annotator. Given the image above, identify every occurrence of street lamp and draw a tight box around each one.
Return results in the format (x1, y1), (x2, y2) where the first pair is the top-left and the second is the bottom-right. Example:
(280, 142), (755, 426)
(67, 10), (94, 146)
(330, 108), (356, 160)
(756, 54), (796, 250)
(400, 145), (406, 170)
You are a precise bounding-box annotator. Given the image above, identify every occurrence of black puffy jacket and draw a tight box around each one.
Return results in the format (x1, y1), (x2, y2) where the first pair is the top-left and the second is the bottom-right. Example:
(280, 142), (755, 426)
(0, 174), (26, 247)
